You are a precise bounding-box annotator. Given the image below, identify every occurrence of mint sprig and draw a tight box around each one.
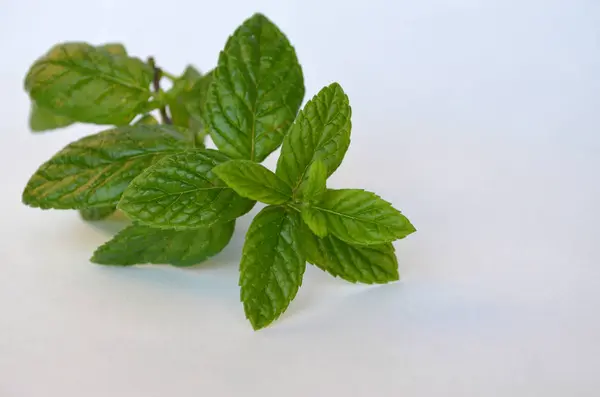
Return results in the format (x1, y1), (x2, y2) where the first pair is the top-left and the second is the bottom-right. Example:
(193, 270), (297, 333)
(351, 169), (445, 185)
(21, 12), (416, 330)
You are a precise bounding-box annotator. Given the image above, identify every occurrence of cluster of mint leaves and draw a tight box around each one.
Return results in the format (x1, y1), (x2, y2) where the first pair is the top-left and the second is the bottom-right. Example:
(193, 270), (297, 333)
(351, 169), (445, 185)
(22, 13), (416, 329)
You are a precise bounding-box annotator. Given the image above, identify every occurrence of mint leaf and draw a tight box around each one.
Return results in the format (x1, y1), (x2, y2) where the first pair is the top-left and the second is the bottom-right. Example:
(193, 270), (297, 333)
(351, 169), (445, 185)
(168, 66), (202, 127)
(134, 114), (158, 125)
(213, 160), (292, 205)
(24, 42), (154, 125)
(79, 206), (116, 221)
(27, 42), (130, 132)
(309, 189), (416, 245)
(301, 206), (328, 237)
(22, 125), (194, 209)
(97, 43), (127, 56)
(183, 69), (214, 145)
(91, 221), (235, 266)
(276, 83), (351, 196)
(119, 149), (255, 229)
(29, 101), (74, 132)
(240, 206), (305, 329)
(206, 13), (304, 162)
(301, 229), (399, 284)
(302, 159), (327, 202)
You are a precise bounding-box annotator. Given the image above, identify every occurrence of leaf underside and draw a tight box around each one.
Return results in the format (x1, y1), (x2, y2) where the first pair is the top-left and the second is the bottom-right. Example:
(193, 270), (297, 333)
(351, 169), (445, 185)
(29, 101), (74, 132)
(79, 205), (116, 221)
(25, 42), (154, 125)
(92, 221), (235, 266)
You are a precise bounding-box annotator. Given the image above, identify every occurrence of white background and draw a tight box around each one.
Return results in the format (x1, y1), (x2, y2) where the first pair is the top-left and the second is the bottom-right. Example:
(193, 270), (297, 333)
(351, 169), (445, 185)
(1, 0), (599, 396)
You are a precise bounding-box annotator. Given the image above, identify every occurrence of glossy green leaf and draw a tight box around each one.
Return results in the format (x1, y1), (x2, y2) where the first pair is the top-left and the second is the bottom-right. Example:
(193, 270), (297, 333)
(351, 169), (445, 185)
(301, 206), (328, 237)
(301, 229), (399, 284)
(213, 160), (292, 205)
(91, 221), (235, 266)
(276, 83), (351, 196)
(22, 125), (194, 209)
(79, 206), (116, 221)
(24, 42), (154, 125)
(206, 13), (305, 162)
(29, 102), (74, 132)
(134, 114), (158, 125)
(240, 206), (305, 330)
(119, 149), (255, 229)
(302, 159), (327, 202)
(309, 189), (416, 245)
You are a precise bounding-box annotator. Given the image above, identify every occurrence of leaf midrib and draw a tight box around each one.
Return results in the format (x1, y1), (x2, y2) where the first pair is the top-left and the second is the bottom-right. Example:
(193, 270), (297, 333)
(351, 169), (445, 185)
(312, 205), (391, 228)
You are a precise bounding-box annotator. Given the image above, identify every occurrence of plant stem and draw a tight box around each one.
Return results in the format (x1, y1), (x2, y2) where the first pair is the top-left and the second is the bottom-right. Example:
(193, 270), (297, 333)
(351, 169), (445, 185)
(147, 57), (172, 125)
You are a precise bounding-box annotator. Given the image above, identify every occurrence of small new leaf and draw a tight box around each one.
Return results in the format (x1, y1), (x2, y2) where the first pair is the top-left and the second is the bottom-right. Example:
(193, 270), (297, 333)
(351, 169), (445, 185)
(79, 206), (116, 221)
(301, 206), (328, 237)
(167, 66), (202, 127)
(276, 83), (351, 195)
(240, 206), (305, 329)
(119, 150), (255, 229)
(22, 125), (194, 209)
(183, 69), (214, 145)
(92, 221), (235, 266)
(302, 159), (327, 202)
(301, 229), (399, 284)
(25, 42), (154, 125)
(213, 160), (292, 205)
(206, 13), (305, 162)
(309, 189), (416, 245)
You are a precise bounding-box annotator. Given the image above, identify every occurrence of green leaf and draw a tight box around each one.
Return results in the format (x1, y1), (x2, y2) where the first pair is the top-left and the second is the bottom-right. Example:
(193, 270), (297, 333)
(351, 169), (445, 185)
(301, 229), (399, 284)
(302, 159), (327, 202)
(276, 83), (351, 196)
(97, 43), (127, 56)
(167, 67), (212, 146)
(301, 206), (328, 237)
(309, 189), (416, 245)
(167, 66), (202, 126)
(206, 13), (305, 162)
(22, 125), (194, 209)
(91, 221), (235, 266)
(79, 206), (116, 221)
(240, 206), (305, 330)
(134, 114), (158, 125)
(29, 101), (74, 132)
(118, 149), (255, 229)
(24, 42), (154, 125)
(213, 160), (292, 205)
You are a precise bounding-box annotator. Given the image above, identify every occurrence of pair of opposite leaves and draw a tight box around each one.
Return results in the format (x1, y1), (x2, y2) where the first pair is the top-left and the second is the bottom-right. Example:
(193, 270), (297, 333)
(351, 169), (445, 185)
(22, 13), (415, 329)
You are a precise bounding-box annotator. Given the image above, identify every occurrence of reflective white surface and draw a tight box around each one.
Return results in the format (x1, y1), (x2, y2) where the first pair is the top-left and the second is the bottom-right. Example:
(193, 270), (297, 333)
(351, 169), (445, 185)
(1, 0), (599, 396)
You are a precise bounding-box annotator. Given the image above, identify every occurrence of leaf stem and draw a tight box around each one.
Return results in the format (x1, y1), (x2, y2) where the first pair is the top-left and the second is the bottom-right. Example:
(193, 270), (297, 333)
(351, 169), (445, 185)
(286, 203), (302, 213)
(147, 57), (172, 125)
(162, 70), (178, 81)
